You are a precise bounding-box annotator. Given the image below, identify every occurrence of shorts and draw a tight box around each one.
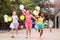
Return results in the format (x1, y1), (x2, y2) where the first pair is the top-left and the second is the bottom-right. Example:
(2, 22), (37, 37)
(10, 22), (19, 29)
(36, 24), (44, 30)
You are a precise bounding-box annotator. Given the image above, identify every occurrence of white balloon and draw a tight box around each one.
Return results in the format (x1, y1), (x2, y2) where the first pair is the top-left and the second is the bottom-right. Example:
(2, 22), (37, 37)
(4, 15), (8, 18)
(19, 5), (24, 10)
(33, 10), (39, 16)
(4, 15), (8, 22)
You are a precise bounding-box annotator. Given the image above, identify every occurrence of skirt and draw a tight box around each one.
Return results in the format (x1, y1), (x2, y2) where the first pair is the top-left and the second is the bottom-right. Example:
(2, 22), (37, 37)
(36, 24), (44, 30)
(25, 20), (32, 30)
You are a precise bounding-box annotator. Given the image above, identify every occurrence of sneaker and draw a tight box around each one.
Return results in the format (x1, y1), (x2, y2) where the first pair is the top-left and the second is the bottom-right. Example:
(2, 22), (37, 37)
(11, 36), (14, 38)
(25, 36), (28, 38)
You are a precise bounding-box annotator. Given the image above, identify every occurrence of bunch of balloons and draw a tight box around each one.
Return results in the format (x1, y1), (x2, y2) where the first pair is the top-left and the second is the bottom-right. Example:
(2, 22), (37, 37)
(19, 4), (26, 21)
(4, 15), (12, 22)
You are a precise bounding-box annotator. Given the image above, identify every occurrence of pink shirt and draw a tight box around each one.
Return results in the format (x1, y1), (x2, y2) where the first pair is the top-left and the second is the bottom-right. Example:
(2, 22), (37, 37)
(25, 15), (32, 21)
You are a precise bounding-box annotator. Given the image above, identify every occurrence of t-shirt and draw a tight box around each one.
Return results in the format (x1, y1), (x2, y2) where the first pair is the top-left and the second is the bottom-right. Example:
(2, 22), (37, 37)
(37, 16), (44, 24)
(12, 15), (18, 23)
(49, 21), (53, 27)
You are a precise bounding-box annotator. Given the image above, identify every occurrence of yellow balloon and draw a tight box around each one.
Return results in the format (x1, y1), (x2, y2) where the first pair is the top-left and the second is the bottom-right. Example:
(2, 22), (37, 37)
(8, 17), (12, 22)
(20, 15), (25, 20)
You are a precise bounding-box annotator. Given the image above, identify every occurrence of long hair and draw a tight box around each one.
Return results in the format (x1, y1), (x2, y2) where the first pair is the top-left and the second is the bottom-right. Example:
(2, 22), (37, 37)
(29, 10), (32, 14)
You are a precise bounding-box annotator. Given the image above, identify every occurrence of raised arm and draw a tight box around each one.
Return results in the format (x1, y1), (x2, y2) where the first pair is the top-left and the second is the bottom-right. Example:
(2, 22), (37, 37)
(22, 9), (27, 16)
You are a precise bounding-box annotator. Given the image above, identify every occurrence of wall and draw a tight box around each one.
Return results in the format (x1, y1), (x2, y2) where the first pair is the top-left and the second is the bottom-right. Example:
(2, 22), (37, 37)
(54, 0), (60, 14)
(55, 11), (60, 28)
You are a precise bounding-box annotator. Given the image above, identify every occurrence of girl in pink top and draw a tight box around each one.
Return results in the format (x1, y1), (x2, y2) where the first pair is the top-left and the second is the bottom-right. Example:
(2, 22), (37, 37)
(22, 9), (36, 38)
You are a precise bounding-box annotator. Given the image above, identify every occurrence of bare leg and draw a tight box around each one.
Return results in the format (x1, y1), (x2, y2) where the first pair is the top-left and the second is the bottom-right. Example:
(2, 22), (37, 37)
(11, 28), (14, 38)
(29, 29), (31, 37)
(25, 25), (28, 38)
(11, 29), (14, 35)
(16, 28), (18, 35)
(38, 29), (40, 37)
(29, 29), (31, 35)
(40, 28), (43, 38)
(50, 27), (52, 32)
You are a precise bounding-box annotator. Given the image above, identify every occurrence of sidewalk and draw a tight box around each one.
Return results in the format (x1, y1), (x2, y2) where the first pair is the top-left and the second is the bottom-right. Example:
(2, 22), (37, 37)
(0, 28), (60, 40)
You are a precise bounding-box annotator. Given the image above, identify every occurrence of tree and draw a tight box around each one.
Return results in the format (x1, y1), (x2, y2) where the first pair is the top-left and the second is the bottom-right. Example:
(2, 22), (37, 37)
(0, 0), (51, 21)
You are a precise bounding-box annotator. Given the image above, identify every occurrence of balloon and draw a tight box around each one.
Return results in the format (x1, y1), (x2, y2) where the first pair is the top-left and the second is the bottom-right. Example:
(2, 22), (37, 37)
(20, 15), (25, 20)
(33, 10), (39, 16)
(19, 5), (24, 10)
(8, 17), (12, 22)
(4, 15), (8, 22)
(4, 18), (8, 22)
(4, 15), (8, 18)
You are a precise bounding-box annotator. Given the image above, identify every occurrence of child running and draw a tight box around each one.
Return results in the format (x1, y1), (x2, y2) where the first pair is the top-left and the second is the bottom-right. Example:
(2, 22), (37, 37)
(10, 11), (19, 38)
(22, 10), (36, 38)
(36, 12), (45, 39)
(49, 19), (53, 32)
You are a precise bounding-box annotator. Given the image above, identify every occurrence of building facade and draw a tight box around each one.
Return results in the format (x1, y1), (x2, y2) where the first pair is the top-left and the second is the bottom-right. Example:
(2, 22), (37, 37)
(54, 0), (60, 28)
